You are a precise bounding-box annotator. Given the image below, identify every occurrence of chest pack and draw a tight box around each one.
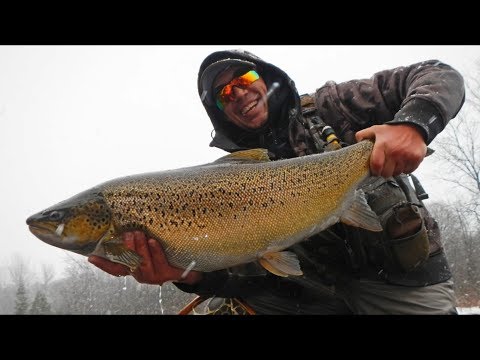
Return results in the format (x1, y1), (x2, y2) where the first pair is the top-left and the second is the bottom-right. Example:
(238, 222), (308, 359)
(299, 94), (432, 275)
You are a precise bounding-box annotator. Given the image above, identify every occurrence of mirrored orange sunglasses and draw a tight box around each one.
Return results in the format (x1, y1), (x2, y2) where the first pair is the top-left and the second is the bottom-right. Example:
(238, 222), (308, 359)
(215, 70), (260, 110)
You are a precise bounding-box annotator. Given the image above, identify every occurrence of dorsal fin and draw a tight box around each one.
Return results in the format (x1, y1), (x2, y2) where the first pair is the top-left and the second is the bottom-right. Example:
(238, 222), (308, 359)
(214, 149), (271, 164)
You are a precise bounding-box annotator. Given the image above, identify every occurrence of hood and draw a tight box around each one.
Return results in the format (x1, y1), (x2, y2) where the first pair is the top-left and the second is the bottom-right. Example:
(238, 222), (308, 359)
(197, 49), (301, 152)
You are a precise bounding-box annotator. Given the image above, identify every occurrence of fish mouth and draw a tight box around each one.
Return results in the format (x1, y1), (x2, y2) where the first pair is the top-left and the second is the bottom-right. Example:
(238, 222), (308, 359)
(28, 224), (63, 246)
(28, 223), (90, 252)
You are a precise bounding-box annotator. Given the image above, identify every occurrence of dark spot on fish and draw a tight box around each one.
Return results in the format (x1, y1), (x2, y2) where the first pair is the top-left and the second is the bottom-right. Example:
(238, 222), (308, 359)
(228, 202), (233, 208)
(262, 203), (268, 208)
(149, 218), (154, 225)
(202, 208), (207, 214)
(248, 200), (253, 206)
(170, 220), (178, 227)
(243, 206), (247, 211)
(161, 210), (166, 217)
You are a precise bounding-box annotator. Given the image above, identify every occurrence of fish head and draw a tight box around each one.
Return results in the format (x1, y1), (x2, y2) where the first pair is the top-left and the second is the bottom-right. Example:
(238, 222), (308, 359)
(26, 188), (113, 256)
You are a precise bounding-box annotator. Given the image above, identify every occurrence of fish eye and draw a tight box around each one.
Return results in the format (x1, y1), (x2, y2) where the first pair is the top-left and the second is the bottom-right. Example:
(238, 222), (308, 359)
(49, 211), (64, 221)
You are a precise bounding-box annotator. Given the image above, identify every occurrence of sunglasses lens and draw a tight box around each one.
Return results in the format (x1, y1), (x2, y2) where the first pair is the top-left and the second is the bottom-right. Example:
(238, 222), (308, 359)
(216, 70), (259, 110)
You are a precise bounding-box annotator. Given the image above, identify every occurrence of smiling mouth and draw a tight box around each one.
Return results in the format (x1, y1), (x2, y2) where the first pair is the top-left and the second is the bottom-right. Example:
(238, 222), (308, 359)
(241, 100), (259, 116)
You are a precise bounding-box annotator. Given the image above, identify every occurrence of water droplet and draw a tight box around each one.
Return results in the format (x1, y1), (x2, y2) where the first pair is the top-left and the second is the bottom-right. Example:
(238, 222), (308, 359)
(158, 285), (164, 315)
(181, 260), (196, 279)
(122, 276), (127, 291)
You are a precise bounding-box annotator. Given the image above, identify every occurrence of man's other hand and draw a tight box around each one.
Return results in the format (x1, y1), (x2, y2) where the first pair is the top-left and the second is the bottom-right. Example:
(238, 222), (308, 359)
(88, 231), (202, 285)
(356, 124), (427, 178)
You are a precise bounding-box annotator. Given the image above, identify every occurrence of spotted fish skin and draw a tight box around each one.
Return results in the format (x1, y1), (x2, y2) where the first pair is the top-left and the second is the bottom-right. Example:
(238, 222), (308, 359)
(27, 140), (381, 276)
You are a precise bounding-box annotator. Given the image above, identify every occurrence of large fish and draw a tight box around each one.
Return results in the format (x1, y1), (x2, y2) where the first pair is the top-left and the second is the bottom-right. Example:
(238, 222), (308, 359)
(26, 140), (382, 277)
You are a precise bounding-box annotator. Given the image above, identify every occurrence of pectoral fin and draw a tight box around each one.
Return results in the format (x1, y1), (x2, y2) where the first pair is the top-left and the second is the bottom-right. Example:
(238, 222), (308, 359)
(105, 242), (142, 272)
(93, 241), (143, 272)
(259, 251), (303, 277)
(340, 189), (383, 232)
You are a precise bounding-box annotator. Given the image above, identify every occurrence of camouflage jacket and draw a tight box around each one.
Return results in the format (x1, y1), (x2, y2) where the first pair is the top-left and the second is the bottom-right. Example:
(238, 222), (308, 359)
(175, 49), (465, 299)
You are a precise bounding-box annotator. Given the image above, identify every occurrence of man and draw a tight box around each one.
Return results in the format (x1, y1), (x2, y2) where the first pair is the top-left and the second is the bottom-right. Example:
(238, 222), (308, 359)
(89, 49), (465, 314)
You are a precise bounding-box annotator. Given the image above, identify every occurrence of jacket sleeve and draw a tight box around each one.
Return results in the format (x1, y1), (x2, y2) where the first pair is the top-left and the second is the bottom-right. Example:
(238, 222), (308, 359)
(314, 60), (465, 145)
(172, 262), (269, 298)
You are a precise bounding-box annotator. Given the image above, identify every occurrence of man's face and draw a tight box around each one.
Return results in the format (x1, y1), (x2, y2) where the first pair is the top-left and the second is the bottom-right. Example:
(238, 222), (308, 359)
(213, 67), (269, 130)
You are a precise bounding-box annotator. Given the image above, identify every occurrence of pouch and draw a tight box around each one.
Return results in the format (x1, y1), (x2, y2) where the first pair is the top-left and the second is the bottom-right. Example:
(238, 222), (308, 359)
(382, 203), (430, 273)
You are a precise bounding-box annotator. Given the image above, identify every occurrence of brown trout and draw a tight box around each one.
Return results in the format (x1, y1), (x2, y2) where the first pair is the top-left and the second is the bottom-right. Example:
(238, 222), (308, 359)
(26, 140), (382, 277)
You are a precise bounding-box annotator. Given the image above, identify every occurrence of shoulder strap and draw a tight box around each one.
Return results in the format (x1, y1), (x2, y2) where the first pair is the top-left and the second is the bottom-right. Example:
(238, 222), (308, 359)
(299, 93), (342, 152)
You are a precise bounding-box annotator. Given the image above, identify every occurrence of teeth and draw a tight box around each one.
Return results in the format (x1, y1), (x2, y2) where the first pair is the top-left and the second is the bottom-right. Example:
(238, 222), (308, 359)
(55, 223), (65, 236)
(241, 101), (257, 116)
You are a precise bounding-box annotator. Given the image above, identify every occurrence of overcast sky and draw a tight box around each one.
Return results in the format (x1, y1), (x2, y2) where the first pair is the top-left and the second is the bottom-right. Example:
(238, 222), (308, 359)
(1, 45), (479, 280)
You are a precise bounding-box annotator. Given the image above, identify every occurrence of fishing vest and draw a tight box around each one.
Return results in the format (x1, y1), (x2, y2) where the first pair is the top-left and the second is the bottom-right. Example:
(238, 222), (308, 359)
(298, 94), (452, 286)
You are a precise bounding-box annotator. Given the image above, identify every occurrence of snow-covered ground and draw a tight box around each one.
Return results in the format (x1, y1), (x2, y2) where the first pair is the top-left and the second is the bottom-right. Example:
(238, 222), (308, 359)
(457, 307), (480, 315)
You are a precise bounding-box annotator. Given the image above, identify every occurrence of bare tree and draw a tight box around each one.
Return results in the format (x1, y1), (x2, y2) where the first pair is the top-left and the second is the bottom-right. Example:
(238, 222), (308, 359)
(41, 264), (55, 288)
(429, 201), (480, 306)
(428, 60), (480, 306)
(8, 254), (32, 287)
(434, 61), (480, 227)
